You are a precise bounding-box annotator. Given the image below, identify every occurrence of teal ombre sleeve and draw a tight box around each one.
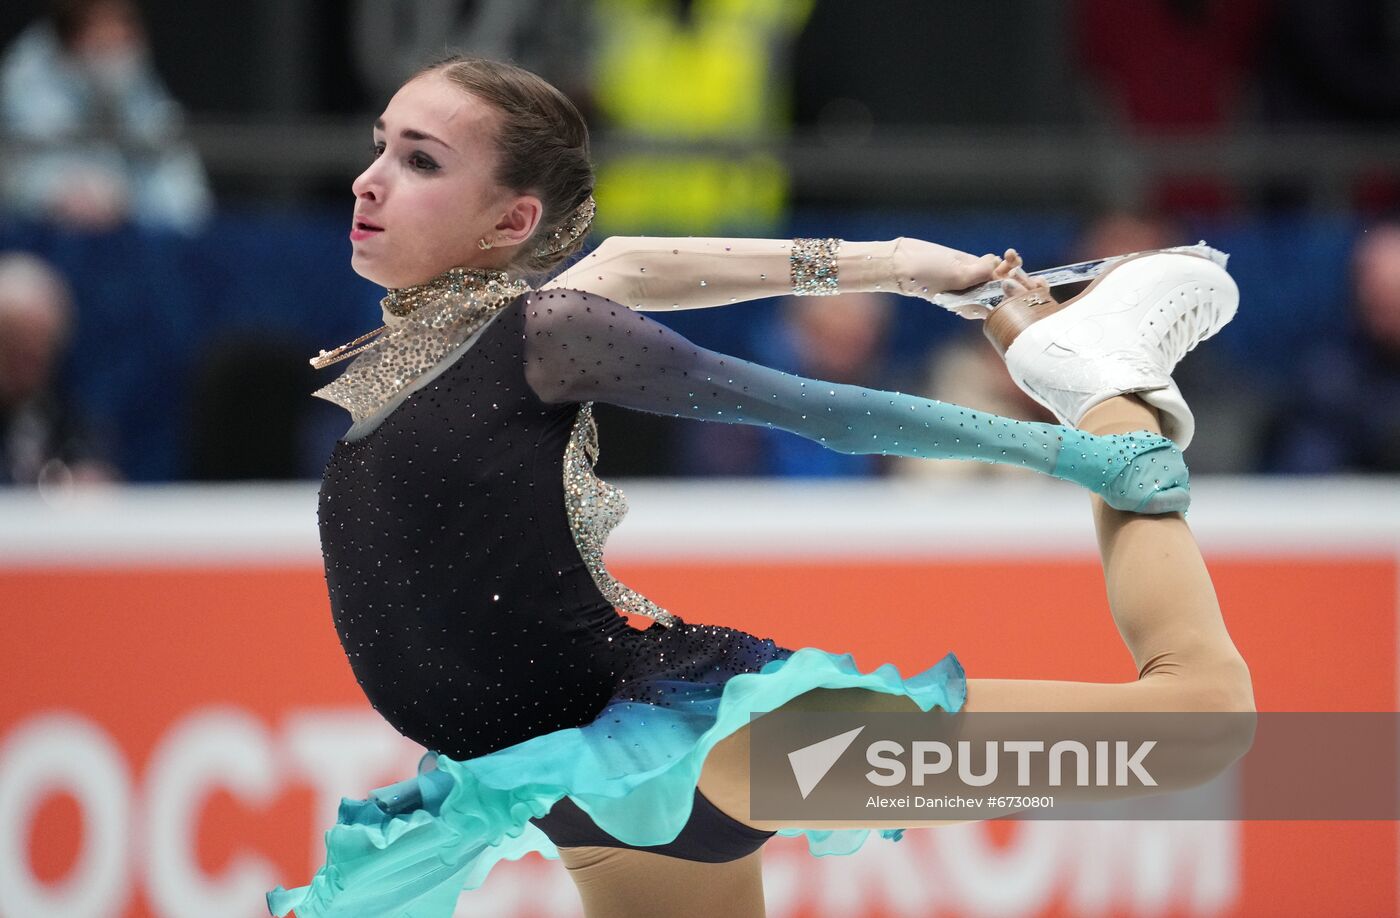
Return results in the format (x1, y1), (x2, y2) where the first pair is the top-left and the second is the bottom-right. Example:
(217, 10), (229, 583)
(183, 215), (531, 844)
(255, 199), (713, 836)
(522, 289), (1188, 514)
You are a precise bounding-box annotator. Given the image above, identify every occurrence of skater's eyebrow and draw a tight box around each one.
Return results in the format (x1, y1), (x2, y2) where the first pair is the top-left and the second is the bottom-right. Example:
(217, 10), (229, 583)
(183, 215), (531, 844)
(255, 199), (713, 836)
(373, 118), (455, 152)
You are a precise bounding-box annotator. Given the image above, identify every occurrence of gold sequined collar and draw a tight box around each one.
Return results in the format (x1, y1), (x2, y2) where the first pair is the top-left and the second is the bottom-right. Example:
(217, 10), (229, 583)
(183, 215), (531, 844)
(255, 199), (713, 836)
(311, 266), (531, 423)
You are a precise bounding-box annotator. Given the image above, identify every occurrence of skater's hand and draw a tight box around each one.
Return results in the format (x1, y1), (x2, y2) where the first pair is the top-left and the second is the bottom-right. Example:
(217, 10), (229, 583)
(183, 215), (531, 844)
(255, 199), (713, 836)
(990, 248), (1051, 300)
(1096, 431), (1191, 514)
(894, 238), (1003, 299)
(1052, 429), (1191, 513)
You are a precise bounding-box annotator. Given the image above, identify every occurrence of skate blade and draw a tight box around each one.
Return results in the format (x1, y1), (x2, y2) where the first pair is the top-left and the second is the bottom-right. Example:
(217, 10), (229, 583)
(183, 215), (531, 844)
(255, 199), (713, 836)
(933, 242), (1229, 316)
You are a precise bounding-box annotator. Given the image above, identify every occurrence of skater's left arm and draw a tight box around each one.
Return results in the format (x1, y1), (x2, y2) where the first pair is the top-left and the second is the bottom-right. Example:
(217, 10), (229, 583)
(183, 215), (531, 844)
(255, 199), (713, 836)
(538, 236), (1002, 312)
(521, 288), (1190, 514)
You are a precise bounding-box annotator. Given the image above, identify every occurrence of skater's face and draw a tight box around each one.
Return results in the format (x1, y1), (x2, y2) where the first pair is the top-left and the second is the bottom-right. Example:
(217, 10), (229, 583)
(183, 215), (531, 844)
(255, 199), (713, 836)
(350, 72), (542, 288)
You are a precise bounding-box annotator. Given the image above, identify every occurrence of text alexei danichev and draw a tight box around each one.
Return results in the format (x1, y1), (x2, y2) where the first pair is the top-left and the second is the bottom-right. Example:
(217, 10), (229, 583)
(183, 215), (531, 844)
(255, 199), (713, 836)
(866, 794), (1055, 809)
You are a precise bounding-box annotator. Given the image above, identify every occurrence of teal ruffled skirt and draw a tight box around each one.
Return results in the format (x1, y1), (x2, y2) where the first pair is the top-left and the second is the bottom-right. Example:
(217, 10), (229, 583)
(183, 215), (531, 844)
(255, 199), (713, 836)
(267, 646), (966, 917)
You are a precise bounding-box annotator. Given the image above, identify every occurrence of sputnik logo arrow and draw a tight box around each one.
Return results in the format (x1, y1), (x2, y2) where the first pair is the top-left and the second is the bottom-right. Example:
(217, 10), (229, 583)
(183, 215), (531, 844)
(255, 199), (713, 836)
(788, 726), (865, 799)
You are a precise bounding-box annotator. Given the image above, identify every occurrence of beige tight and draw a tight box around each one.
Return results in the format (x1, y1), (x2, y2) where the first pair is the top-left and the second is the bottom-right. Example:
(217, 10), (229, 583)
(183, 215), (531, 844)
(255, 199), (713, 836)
(559, 394), (1255, 917)
(556, 845), (767, 918)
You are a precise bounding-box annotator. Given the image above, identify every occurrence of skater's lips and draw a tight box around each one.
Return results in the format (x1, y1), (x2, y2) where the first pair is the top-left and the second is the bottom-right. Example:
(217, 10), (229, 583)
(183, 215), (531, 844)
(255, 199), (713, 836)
(350, 216), (384, 242)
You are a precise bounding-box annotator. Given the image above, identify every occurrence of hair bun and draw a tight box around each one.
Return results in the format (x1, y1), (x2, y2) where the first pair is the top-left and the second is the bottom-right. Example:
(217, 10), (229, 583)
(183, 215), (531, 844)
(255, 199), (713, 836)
(535, 195), (596, 258)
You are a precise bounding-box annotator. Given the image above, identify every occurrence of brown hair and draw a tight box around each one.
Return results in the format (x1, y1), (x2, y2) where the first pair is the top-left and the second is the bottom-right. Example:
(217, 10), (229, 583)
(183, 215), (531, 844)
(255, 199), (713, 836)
(415, 55), (594, 276)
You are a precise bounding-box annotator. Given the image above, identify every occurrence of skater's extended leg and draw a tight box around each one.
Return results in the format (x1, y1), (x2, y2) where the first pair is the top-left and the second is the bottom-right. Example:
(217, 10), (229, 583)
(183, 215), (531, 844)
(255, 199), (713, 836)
(697, 394), (1254, 830)
(960, 394), (1252, 714)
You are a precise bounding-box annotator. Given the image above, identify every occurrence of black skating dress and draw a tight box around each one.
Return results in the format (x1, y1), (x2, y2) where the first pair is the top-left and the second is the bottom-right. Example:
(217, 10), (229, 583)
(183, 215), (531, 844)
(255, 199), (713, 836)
(268, 277), (1188, 917)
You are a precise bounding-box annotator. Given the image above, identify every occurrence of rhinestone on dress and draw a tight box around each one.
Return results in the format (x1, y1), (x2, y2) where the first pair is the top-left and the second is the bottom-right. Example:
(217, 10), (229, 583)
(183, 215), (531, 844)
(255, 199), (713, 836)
(312, 267), (530, 422)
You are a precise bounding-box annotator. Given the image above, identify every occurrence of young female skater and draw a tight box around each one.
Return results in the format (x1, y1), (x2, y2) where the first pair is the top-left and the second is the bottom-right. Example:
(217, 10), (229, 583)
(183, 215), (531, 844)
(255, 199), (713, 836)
(267, 56), (1253, 917)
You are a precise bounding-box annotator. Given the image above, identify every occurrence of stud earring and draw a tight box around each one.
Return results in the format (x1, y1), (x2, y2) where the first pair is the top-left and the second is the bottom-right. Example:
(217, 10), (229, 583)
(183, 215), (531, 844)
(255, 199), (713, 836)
(478, 237), (494, 250)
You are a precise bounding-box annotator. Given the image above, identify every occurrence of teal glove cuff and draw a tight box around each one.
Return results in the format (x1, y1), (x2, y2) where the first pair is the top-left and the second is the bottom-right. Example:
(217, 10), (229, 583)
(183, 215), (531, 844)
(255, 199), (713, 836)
(1054, 429), (1191, 514)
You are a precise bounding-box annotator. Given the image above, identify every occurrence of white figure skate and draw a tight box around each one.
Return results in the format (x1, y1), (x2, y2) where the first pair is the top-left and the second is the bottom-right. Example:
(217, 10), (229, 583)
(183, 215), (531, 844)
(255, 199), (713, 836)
(980, 247), (1238, 449)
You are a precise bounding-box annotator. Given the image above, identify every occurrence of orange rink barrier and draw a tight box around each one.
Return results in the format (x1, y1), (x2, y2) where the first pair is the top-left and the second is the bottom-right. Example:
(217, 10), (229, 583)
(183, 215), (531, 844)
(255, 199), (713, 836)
(1, 477), (1397, 918)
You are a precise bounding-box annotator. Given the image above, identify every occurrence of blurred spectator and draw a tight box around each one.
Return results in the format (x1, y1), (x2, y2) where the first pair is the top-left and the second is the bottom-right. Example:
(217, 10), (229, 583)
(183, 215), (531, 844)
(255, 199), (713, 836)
(0, 0), (213, 233)
(0, 251), (119, 486)
(587, 0), (814, 234)
(1075, 211), (1182, 262)
(1075, 0), (1268, 212)
(1269, 222), (1400, 473)
(754, 291), (897, 477)
(894, 325), (1054, 482)
(679, 291), (899, 477)
(1076, 0), (1266, 131)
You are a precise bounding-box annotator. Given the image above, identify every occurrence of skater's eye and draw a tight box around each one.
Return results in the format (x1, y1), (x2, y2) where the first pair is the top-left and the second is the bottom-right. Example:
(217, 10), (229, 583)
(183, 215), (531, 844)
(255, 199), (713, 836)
(367, 143), (437, 173)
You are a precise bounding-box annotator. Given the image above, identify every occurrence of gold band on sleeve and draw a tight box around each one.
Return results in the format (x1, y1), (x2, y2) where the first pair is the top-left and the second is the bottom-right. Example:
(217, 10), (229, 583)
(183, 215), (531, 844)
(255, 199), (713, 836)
(790, 237), (841, 296)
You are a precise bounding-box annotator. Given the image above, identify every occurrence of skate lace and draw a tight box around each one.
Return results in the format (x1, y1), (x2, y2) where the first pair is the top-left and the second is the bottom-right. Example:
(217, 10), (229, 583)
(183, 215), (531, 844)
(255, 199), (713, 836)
(1142, 284), (1216, 370)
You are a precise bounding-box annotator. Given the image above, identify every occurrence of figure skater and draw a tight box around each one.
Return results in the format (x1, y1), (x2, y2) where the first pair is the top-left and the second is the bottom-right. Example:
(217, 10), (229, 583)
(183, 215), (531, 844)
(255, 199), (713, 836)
(267, 56), (1254, 918)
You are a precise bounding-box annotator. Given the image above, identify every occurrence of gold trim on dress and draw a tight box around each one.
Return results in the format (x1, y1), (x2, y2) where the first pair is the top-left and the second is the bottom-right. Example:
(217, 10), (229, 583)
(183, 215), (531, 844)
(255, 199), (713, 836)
(310, 267), (530, 423)
(562, 403), (679, 628)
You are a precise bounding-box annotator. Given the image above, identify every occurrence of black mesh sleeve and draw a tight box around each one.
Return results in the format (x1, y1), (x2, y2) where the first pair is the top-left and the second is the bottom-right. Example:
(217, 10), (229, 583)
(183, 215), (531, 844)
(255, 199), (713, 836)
(521, 289), (1188, 513)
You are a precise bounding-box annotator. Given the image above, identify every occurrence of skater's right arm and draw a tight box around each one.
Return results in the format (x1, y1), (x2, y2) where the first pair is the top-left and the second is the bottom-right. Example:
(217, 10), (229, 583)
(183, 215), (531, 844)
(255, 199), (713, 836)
(538, 236), (1002, 315)
(521, 289), (1190, 514)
